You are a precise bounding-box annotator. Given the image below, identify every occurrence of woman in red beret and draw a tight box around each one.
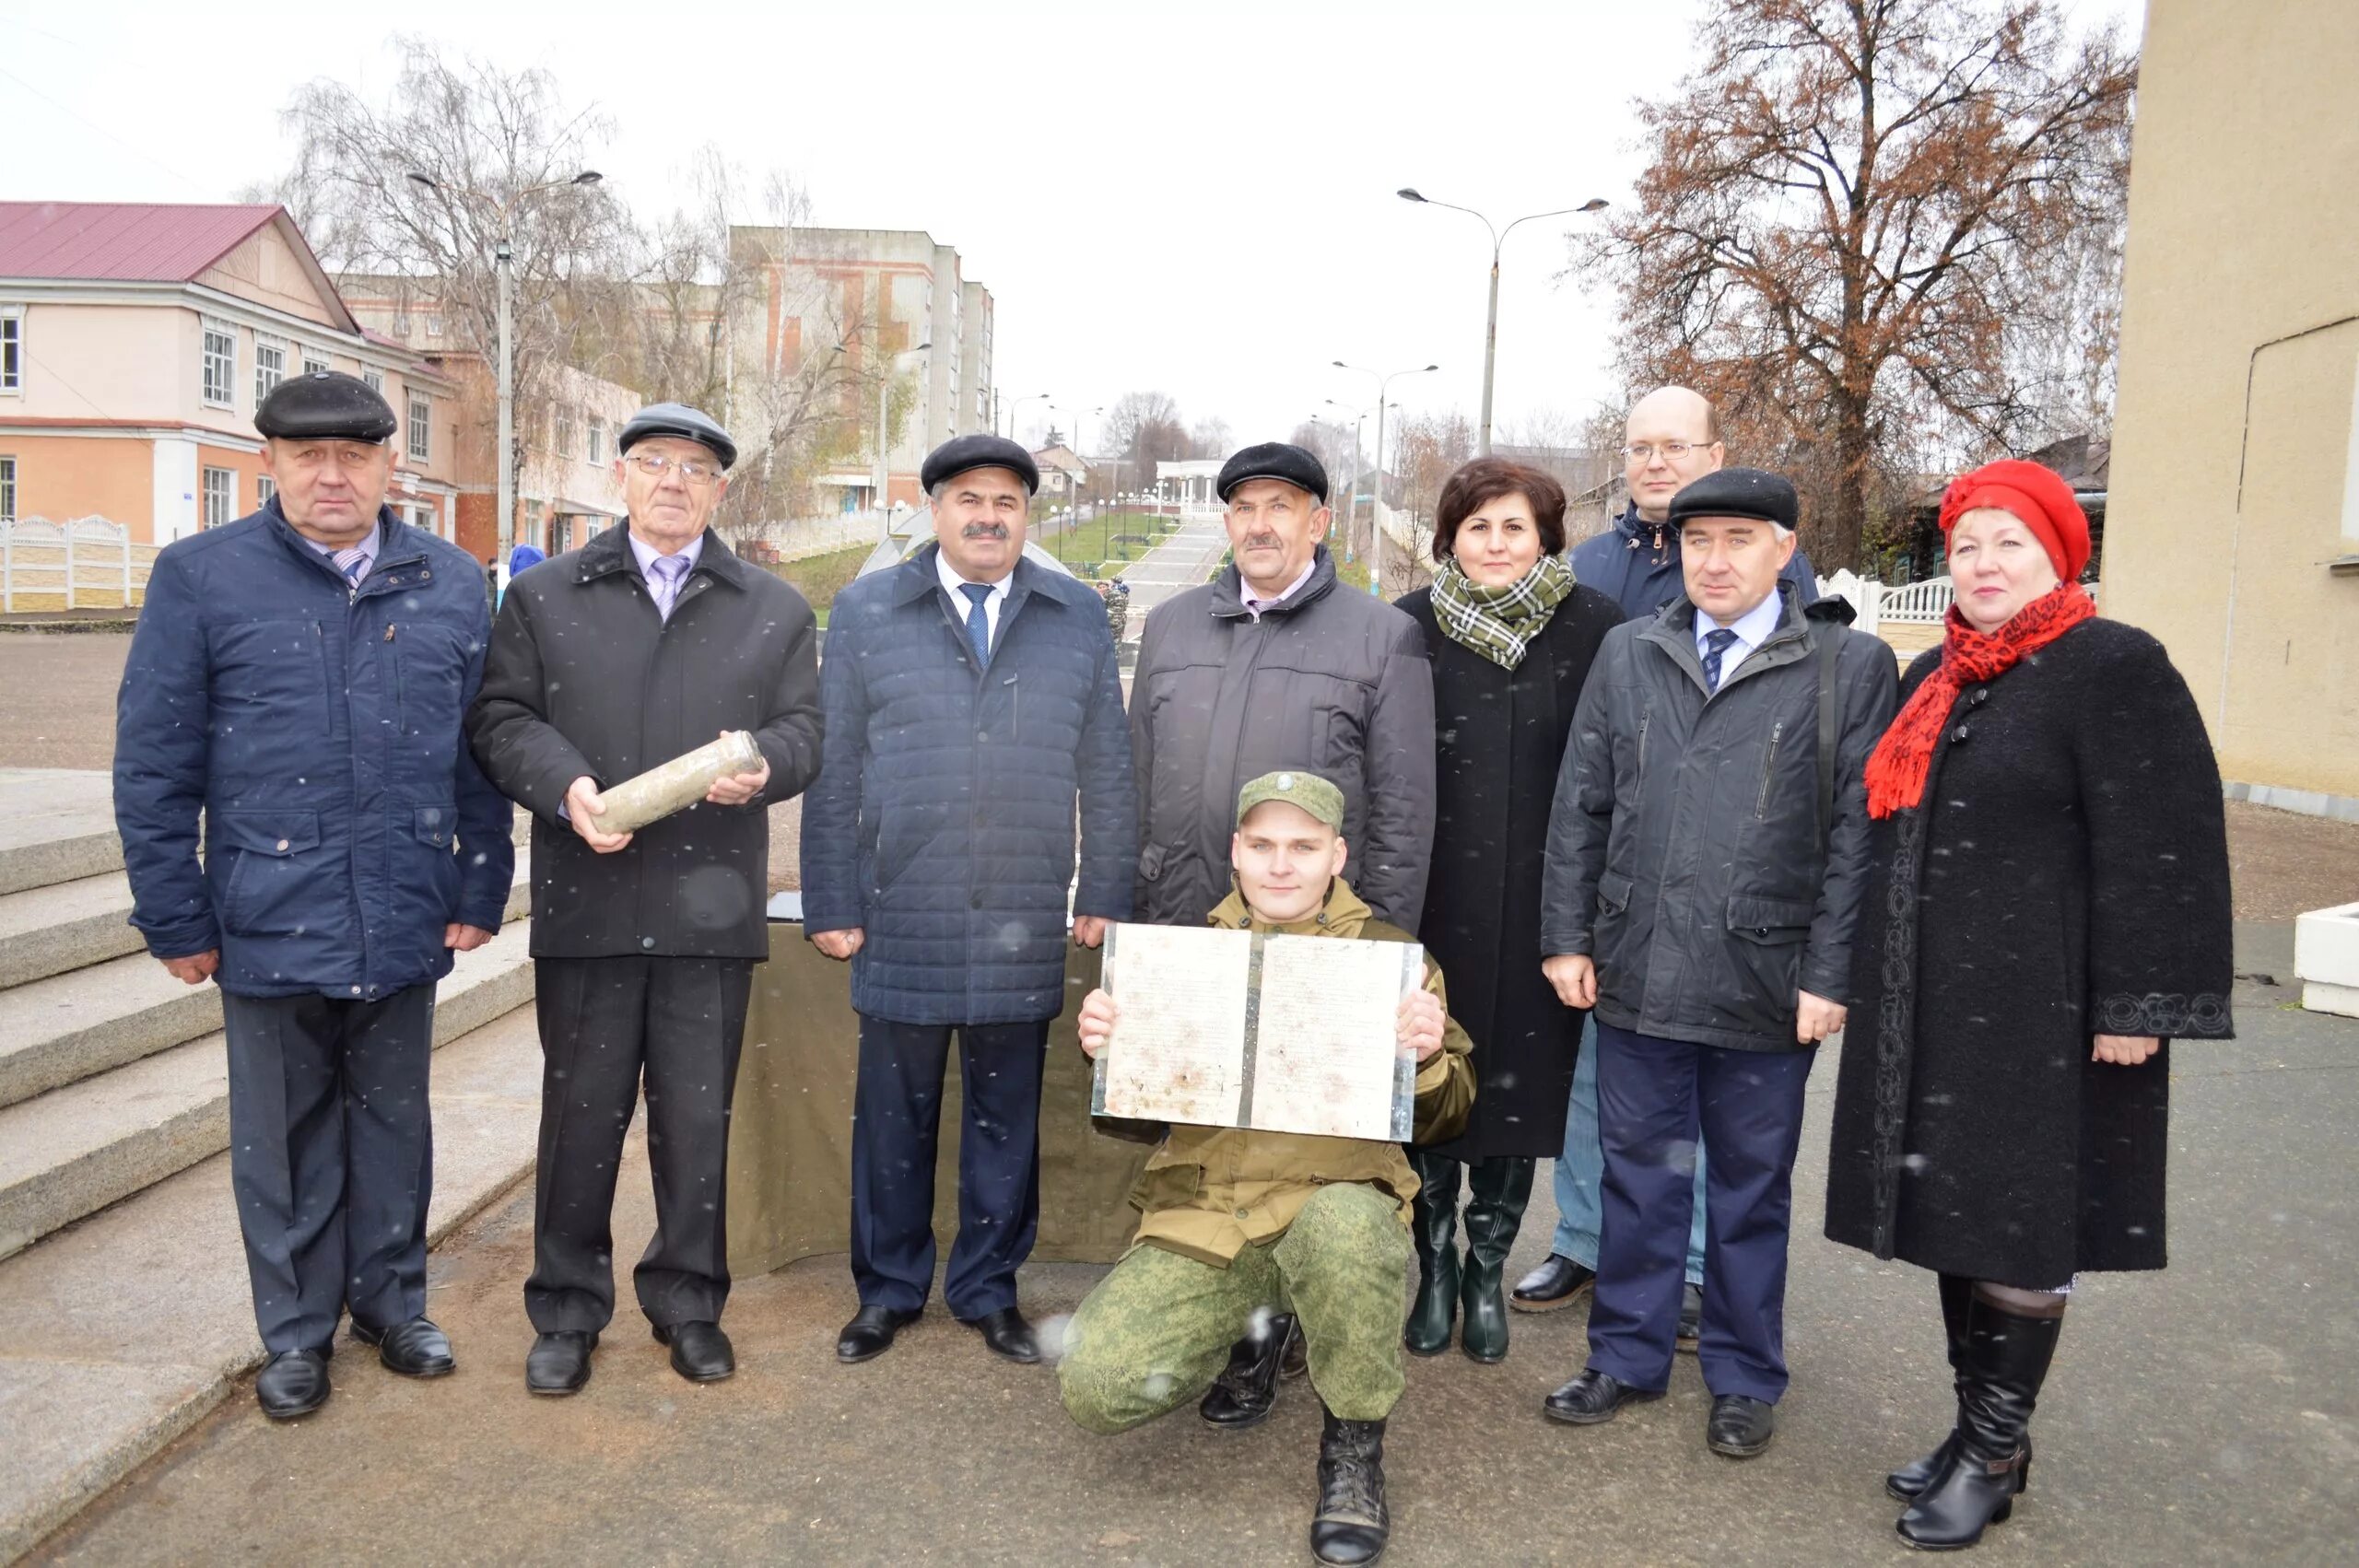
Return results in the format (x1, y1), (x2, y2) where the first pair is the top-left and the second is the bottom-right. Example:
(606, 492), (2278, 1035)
(1823, 459), (2234, 1550)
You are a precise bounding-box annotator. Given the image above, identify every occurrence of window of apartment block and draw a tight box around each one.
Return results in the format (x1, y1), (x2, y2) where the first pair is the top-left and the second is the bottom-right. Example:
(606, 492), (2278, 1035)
(555, 406), (577, 460)
(202, 466), (235, 529)
(407, 392), (431, 462)
(586, 415), (604, 464)
(0, 308), (21, 392)
(301, 346), (330, 376)
(201, 320), (236, 407)
(253, 335), (286, 408)
(0, 455), (16, 522)
(256, 474), (276, 509)
(363, 368), (384, 396)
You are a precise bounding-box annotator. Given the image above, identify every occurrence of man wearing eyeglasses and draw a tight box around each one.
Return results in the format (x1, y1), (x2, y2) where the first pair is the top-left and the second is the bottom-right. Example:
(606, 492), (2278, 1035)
(1512, 387), (1820, 1344)
(468, 402), (824, 1397)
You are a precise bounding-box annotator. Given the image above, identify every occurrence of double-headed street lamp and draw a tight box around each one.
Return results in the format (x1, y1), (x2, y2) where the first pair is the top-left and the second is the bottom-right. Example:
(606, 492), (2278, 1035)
(1398, 188), (1608, 456)
(1332, 360), (1438, 595)
(405, 169), (601, 571)
(1003, 390), (1052, 441)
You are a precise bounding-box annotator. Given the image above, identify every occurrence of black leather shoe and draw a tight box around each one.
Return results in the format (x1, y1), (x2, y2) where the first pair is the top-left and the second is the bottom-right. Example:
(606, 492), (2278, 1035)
(967, 1306), (1040, 1364)
(651, 1319), (734, 1382)
(525, 1329), (598, 1396)
(1200, 1314), (1297, 1430)
(1675, 1281), (1703, 1352)
(255, 1348), (331, 1420)
(352, 1316), (454, 1377)
(1510, 1254), (1596, 1313)
(1310, 1406), (1390, 1567)
(1707, 1394), (1777, 1457)
(1542, 1367), (1662, 1425)
(837, 1305), (921, 1364)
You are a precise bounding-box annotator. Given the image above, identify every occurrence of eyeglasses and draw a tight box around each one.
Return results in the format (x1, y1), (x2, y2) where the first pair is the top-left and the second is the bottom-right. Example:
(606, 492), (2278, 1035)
(624, 451), (724, 486)
(1620, 441), (1709, 462)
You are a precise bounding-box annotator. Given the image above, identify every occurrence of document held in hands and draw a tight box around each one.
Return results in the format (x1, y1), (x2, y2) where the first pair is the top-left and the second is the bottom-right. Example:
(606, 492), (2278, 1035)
(1091, 923), (1423, 1141)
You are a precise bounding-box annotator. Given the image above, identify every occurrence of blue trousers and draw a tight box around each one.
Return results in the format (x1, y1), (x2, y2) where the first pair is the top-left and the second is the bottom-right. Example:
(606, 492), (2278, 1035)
(1552, 1015), (1708, 1284)
(1584, 1022), (1815, 1404)
(851, 1014), (1050, 1320)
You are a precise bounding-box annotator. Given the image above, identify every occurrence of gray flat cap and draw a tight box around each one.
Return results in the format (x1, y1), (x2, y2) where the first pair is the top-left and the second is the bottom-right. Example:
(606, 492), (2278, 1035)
(620, 403), (736, 471)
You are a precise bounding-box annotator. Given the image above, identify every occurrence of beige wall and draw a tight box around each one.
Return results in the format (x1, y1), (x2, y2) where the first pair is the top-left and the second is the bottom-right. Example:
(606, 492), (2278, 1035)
(2105, 0), (2359, 801)
(4, 305), (187, 423)
(197, 224), (338, 329)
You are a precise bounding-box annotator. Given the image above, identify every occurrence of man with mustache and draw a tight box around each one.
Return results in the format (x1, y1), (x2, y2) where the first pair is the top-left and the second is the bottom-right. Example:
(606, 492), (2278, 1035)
(1126, 440), (1436, 1426)
(804, 434), (1137, 1366)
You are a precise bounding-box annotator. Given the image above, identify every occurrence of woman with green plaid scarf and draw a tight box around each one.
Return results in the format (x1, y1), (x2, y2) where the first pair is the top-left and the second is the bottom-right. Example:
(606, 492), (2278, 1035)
(1397, 457), (1624, 1363)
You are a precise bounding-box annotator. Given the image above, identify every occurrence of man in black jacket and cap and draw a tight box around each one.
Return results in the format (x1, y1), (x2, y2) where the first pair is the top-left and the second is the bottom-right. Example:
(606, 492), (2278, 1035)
(1535, 467), (1895, 1459)
(467, 401), (823, 1396)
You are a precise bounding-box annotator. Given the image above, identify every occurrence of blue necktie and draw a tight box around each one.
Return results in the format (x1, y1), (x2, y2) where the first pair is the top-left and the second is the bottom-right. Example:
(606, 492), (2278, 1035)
(332, 547), (368, 583)
(960, 582), (992, 664)
(1702, 627), (1739, 694)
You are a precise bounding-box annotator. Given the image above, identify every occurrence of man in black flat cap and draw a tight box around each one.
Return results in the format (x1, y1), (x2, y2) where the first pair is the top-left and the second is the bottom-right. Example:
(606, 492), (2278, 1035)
(468, 401), (824, 1396)
(803, 433), (1136, 1366)
(1124, 439), (1435, 1428)
(1535, 467), (1895, 1457)
(114, 371), (516, 1418)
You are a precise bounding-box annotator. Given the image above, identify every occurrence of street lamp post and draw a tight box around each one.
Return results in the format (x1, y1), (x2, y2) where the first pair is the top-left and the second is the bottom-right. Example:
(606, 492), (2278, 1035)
(874, 340), (933, 511)
(1397, 188), (1608, 456)
(1003, 390), (1052, 440)
(405, 169), (601, 575)
(1332, 361), (1438, 595)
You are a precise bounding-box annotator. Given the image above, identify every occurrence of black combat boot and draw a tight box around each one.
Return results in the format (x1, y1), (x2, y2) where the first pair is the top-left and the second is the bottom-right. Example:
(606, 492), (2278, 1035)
(1402, 1149), (1461, 1356)
(1457, 1156), (1534, 1363)
(1310, 1405), (1390, 1566)
(1199, 1312), (1299, 1430)
(1895, 1294), (2061, 1550)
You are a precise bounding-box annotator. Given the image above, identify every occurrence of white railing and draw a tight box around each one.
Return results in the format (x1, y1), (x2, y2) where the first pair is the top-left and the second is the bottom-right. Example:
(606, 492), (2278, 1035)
(0, 516), (159, 614)
(1877, 576), (1955, 623)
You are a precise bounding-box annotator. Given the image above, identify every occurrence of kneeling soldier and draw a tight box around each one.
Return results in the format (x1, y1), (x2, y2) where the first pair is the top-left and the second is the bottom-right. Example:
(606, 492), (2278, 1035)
(1059, 772), (1475, 1567)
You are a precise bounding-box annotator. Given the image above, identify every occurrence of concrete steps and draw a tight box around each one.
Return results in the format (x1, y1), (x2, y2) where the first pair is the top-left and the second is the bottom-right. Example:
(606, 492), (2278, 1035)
(0, 872), (144, 991)
(0, 771), (120, 898)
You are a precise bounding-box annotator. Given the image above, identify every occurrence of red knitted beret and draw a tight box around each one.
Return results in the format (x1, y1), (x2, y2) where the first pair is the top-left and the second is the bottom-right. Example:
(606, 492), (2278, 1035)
(1938, 459), (2090, 582)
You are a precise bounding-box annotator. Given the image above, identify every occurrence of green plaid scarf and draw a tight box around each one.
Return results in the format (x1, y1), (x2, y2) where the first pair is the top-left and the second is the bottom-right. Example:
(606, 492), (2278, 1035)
(1429, 554), (1577, 670)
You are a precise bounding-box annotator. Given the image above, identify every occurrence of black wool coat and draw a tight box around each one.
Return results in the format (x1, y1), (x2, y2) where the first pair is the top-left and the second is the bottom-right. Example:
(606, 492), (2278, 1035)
(1401, 583), (1622, 1160)
(465, 525), (824, 960)
(1823, 617), (2234, 1287)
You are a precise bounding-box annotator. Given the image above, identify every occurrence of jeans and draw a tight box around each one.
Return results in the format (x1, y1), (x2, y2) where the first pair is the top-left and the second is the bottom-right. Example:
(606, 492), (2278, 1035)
(1550, 1015), (1708, 1286)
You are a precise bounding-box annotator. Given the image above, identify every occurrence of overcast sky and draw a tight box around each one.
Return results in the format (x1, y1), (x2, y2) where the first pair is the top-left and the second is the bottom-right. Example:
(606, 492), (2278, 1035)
(4, 0), (2141, 457)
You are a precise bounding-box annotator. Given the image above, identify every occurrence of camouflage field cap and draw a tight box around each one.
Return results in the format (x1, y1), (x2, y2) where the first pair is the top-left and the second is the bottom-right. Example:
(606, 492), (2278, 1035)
(1235, 770), (1344, 831)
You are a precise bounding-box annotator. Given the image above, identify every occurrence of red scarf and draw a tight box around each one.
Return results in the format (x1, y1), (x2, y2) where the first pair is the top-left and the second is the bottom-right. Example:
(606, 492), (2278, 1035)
(1864, 582), (2097, 819)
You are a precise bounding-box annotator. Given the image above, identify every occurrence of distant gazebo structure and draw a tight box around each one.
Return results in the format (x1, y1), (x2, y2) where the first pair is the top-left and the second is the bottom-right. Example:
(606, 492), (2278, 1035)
(1157, 458), (1225, 509)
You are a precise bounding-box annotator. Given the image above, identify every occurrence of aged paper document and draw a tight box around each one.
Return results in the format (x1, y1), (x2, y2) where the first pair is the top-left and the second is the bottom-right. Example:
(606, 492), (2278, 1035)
(1093, 923), (1422, 1140)
(1092, 924), (1252, 1125)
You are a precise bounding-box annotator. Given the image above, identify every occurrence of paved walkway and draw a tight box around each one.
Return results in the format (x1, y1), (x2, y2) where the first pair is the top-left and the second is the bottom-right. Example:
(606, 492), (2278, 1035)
(1112, 515), (1230, 634)
(32, 925), (2358, 1565)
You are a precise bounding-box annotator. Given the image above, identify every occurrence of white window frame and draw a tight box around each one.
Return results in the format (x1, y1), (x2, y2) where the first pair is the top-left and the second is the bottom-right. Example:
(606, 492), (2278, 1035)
(555, 405), (577, 461)
(255, 473), (276, 509)
(300, 345), (331, 377)
(0, 455), (16, 522)
(202, 466), (236, 529)
(201, 318), (236, 408)
(253, 333), (286, 409)
(0, 307), (22, 394)
(362, 368), (385, 396)
(586, 415), (604, 465)
(407, 392), (431, 462)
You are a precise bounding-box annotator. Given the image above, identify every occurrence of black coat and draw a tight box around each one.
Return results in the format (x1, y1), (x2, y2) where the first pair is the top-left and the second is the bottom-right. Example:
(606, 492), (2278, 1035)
(1400, 584), (1620, 1159)
(1823, 617), (2234, 1287)
(465, 525), (823, 960)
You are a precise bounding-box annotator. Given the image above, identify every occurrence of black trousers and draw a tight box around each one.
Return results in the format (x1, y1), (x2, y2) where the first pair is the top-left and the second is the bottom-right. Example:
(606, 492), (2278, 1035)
(524, 955), (754, 1333)
(220, 984), (437, 1354)
(850, 1015), (1049, 1320)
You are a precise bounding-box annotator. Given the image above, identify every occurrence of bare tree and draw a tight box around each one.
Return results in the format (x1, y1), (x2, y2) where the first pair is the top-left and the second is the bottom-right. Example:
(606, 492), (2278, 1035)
(1572, 0), (2136, 567)
(1188, 415), (1233, 460)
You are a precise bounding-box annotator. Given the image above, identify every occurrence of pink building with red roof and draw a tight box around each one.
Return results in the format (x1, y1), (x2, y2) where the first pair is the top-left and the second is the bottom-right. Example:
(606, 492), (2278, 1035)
(0, 202), (458, 544)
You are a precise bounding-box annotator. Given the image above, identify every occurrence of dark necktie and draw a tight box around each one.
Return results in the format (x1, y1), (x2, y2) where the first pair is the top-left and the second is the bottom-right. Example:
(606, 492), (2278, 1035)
(960, 582), (992, 663)
(1702, 627), (1739, 694)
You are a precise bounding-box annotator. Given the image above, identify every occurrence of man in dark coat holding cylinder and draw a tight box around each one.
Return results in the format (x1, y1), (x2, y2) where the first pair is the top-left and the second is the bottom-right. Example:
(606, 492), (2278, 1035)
(802, 435), (1137, 1369)
(1536, 467), (1895, 1459)
(114, 371), (515, 1419)
(467, 403), (822, 1396)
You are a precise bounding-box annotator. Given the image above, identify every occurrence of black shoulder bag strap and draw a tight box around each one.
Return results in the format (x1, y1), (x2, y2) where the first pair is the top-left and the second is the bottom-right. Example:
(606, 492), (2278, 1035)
(1814, 626), (1843, 854)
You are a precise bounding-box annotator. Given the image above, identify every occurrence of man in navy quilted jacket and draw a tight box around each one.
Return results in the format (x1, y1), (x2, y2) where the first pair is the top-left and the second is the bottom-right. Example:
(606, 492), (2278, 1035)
(803, 435), (1137, 1367)
(113, 372), (513, 1420)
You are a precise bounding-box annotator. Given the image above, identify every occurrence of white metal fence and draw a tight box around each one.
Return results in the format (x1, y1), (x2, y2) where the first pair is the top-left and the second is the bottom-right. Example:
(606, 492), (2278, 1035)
(0, 517), (158, 614)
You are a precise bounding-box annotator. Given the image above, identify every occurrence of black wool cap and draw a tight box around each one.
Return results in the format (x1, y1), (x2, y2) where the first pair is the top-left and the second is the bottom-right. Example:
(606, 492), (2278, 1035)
(921, 434), (1039, 496)
(1216, 442), (1328, 504)
(620, 403), (737, 471)
(1666, 466), (1799, 532)
(253, 371), (397, 445)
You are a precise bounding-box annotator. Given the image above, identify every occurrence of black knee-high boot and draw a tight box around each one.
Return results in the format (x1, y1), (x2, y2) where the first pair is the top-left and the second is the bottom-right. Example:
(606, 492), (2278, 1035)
(1403, 1149), (1460, 1356)
(1895, 1293), (2061, 1550)
(1458, 1156), (1535, 1363)
(1889, 1272), (1978, 1500)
